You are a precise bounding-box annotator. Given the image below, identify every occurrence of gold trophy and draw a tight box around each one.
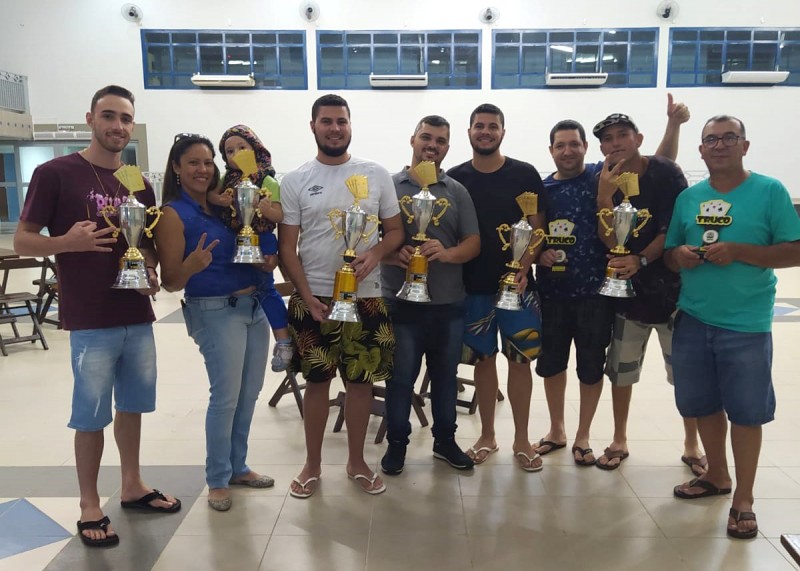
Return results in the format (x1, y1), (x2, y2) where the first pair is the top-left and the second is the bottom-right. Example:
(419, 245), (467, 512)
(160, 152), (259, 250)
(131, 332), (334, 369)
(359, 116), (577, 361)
(231, 149), (270, 263)
(327, 175), (380, 322)
(597, 172), (652, 297)
(396, 161), (450, 303)
(496, 192), (546, 311)
(101, 166), (162, 289)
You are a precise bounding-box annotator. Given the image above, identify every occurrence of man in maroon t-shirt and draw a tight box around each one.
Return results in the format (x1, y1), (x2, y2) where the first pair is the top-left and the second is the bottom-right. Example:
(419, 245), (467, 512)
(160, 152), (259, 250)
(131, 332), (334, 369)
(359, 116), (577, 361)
(14, 85), (180, 548)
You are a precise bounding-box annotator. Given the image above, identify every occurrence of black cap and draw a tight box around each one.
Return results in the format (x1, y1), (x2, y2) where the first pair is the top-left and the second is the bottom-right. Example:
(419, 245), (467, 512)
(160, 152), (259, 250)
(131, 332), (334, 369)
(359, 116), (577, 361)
(592, 113), (639, 139)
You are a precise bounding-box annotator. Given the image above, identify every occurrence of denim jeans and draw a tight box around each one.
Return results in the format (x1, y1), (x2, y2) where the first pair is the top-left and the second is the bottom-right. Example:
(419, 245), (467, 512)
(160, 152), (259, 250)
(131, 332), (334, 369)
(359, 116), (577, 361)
(182, 293), (269, 488)
(385, 300), (465, 444)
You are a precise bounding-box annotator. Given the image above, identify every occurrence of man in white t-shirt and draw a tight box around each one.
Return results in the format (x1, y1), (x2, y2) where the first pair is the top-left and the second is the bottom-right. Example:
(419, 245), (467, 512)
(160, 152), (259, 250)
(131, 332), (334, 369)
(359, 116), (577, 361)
(279, 94), (403, 498)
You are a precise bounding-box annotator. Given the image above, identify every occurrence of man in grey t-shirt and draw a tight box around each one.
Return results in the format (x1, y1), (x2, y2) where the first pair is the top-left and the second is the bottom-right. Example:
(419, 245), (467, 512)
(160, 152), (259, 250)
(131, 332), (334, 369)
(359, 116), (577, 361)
(380, 115), (481, 475)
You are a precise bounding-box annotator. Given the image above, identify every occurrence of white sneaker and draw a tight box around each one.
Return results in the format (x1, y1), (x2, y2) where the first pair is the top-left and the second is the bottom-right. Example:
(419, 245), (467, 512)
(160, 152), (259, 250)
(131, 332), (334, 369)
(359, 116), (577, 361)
(271, 342), (294, 372)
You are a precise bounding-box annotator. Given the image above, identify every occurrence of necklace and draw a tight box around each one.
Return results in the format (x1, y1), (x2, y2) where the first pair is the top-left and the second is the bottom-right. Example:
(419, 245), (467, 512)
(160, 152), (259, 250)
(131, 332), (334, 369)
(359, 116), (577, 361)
(80, 150), (124, 199)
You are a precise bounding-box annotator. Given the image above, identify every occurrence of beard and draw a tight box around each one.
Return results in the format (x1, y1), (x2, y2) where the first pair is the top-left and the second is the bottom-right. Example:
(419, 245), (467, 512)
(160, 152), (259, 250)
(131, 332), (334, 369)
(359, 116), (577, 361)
(470, 135), (503, 156)
(314, 131), (351, 158)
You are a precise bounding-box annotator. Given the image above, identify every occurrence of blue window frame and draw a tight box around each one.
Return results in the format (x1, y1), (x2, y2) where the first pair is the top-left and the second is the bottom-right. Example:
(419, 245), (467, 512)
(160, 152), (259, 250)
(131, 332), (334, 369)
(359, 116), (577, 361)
(493, 29), (658, 88)
(317, 30), (481, 89)
(668, 28), (800, 86)
(141, 29), (307, 89)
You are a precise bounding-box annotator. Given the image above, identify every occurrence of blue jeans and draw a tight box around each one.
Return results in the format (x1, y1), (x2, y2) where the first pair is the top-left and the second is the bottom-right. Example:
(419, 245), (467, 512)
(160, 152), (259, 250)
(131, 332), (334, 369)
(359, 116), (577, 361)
(385, 300), (465, 444)
(182, 293), (269, 488)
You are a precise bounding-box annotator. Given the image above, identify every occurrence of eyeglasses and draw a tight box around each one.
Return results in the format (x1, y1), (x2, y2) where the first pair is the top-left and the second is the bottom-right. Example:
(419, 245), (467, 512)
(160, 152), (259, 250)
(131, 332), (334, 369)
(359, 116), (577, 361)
(174, 132), (205, 143)
(701, 134), (743, 148)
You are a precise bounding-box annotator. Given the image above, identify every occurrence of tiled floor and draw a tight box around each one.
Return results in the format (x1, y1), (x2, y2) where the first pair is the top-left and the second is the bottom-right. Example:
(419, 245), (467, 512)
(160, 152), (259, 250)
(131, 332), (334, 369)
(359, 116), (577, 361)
(1, 232), (800, 570)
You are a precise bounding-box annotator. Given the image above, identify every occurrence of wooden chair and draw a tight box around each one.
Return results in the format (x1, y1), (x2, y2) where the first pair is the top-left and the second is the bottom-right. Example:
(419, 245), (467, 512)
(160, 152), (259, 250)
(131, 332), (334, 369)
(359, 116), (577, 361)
(31, 257), (59, 327)
(0, 257), (50, 356)
(419, 368), (504, 415)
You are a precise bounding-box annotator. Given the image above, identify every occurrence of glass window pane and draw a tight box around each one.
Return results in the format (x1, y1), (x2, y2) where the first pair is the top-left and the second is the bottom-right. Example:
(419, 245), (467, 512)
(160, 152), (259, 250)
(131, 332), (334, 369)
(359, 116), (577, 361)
(522, 45), (546, 73)
(752, 43), (777, 70)
(200, 46), (224, 73)
(631, 30), (656, 42)
(494, 75), (519, 88)
(427, 75), (451, 87)
(172, 32), (196, 44)
(700, 30), (724, 41)
(174, 75), (194, 88)
(279, 33), (303, 44)
(253, 46), (278, 74)
(226, 46), (251, 73)
(374, 46), (398, 74)
(427, 33), (451, 44)
(454, 45), (478, 74)
(146, 45), (171, 73)
(630, 44), (655, 72)
(374, 33), (397, 44)
(320, 47), (344, 73)
(319, 32), (343, 44)
(673, 30), (697, 42)
(455, 33), (479, 43)
(783, 31), (800, 41)
(670, 72), (696, 85)
(255, 76), (278, 88)
(251, 33), (276, 44)
(780, 44), (800, 70)
(628, 73), (654, 86)
(144, 32), (169, 43)
(400, 47), (423, 73)
(451, 75), (479, 87)
(520, 74), (545, 87)
(602, 44), (628, 73)
(346, 33), (371, 44)
(577, 32), (600, 42)
(550, 32), (573, 43)
(319, 75), (345, 89)
(173, 46), (197, 73)
(347, 74), (370, 88)
(199, 33), (223, 44)
(605, 74), (626, 85)
(427, 46), (451, 74)
(699, 72), (722, 84)
(522, 32), (546, 43)
(495, 32), (520, 43)
(725, 43), (750, 70)
(754, 30), (778, 41)
(575, 44), (599, 73)
(605, 30), (628, 42)
(670, 43), (695, 72)
(698, 43), (723, 71)
(401, 33), (424, 44)
(225, 33), (250, 44)
(549, 46), (573, 72)
(279, 46), (304, 74)
(279, 75), (306, 88)
(146, 74), (172, 87)
(347, 47), (371, 73)
(727, 30), (751, 41)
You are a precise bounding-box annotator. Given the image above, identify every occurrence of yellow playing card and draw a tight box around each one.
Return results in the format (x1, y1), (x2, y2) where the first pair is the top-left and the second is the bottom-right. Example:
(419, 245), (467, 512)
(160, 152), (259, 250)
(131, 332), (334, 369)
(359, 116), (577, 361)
(412, 161), (438, 189)
(516, 192), (539, 217)
(345, 175), (369, 202)
(616, 171), (640, 198)
(231, 149), (258, 178)
(113, 165), (145, 193)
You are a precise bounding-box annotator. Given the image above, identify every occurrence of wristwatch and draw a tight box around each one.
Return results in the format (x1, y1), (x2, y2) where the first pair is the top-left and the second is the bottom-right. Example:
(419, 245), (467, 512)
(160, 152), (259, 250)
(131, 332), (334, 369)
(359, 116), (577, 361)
(639, 256), (648, 268)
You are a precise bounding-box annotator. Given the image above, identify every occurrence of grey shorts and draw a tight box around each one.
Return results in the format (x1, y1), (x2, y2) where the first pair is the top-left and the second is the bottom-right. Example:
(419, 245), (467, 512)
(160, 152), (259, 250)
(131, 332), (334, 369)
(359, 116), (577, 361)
(604, 313), (673, 387)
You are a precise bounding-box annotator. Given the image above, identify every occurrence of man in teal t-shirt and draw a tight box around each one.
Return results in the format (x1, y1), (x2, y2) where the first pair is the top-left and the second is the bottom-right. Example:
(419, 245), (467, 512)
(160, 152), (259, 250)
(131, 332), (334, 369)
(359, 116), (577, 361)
(664, 115), (800, 540)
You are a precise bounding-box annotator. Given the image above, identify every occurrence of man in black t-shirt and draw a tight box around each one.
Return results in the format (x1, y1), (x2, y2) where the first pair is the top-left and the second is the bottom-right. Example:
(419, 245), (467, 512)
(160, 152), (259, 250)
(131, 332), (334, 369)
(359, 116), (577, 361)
(594, 113), (702, 474)
(447, 103), (548, 473)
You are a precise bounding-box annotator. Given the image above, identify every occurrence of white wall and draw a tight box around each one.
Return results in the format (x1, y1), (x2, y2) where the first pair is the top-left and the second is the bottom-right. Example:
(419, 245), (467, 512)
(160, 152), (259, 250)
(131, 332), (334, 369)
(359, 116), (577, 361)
(1, 0), (798, 193)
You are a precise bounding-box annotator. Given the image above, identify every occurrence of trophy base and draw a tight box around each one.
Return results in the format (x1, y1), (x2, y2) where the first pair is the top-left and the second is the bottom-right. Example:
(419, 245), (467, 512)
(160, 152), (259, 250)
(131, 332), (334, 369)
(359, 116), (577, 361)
(598, 277), (636, 298)
(112, 265), (151, 289)
(495, 289), (522, 311)
(232, 245), (265, 264)
(328, 300), (360, 322)
(397, 280), (431, 303)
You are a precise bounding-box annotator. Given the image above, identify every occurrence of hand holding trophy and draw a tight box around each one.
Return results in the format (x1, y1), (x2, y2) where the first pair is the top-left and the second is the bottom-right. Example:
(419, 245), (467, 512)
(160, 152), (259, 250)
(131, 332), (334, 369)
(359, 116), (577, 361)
(396, 161), (450, 303)
(495, 192), (545, 310)
(597, 172), (651, 297)
(327, 175), (380, 322)
(230, 149), (270, 263)
(100, 166), (162, 289)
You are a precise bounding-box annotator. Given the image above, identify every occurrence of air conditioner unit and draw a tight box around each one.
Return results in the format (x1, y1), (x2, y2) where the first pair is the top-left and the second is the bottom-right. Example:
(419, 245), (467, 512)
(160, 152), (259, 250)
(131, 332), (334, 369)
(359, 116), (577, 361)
(190, 74), (256, 88)
(546, 73), (608, 86)
(721, 70), (789, 84)
(369, 73), (428, 88)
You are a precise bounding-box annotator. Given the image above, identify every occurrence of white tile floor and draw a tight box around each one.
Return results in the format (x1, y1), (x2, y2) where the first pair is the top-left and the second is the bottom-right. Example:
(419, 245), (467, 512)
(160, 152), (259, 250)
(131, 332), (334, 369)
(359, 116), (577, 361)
(1, 232), (800, 570)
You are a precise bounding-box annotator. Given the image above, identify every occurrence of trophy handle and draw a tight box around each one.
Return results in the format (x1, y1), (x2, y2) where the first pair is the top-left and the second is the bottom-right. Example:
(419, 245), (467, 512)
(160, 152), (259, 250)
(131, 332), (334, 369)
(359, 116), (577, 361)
(527, 228), (546, 255)
(631, 208), (651, 237)
(597, 208), (615, 237)
(255, 188), (272, 219)
(100, 205), (121, 238)
(362, 215), (381, 239)
(431, 198), (450, 227)
(497, 224), (512, 251)
(143, 206), (163, 239)
(328, 209), (344, 239)
(398, 195), (415, 224)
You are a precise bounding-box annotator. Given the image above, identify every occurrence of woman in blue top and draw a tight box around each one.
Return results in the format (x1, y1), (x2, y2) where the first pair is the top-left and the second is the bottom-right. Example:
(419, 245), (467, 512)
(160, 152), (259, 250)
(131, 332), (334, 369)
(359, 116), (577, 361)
(154, 134), (273, 512)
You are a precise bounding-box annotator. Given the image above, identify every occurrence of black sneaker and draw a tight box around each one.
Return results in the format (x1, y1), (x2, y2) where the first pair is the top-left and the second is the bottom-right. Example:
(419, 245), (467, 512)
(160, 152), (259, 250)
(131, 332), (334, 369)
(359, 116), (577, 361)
(433, 440), (475, 470)
(381, 441), (407, 475)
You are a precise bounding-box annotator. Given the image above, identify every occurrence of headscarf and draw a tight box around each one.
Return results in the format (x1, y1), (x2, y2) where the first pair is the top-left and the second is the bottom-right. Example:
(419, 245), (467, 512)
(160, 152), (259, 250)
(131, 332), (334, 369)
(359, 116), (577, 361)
(218, 124), (276, 233)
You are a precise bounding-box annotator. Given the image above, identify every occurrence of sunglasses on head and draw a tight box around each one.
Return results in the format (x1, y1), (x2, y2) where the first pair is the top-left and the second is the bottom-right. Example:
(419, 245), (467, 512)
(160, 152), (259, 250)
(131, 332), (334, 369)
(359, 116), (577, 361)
(174, 132), (206, 143)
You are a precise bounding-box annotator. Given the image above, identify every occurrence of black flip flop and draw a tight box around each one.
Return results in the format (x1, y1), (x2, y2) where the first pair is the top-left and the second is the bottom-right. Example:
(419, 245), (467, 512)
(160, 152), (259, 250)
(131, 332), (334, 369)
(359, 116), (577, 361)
(673, 477), (732, 499)
(77, 516), (119, 548)
(727, 507), (758, 539)
(681, 455), (708, 477)
(120, 489), (181, 513)
(596, 447), (629, 470)
(536, 438), (567, 456)
(572, 445), (596, 466)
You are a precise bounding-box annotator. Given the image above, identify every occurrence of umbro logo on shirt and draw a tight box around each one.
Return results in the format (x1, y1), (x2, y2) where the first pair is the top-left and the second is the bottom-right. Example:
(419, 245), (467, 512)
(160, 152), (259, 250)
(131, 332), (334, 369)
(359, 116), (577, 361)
(307, 185), (323, 196)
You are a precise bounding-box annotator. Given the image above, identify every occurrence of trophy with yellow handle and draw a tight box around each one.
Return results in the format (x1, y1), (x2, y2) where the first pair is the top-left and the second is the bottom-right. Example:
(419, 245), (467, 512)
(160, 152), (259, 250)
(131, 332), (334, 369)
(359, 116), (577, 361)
(231, 149), (270, 263)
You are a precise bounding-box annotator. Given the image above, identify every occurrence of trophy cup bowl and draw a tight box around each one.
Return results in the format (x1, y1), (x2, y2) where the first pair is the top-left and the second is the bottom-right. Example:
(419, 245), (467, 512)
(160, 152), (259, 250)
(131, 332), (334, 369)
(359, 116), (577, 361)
(495, 221), (544, 311)
(232, 179), (264, 264)
(597, 201), (649, 298)
(329, 206), (369, 322)
(103, 195), (161, 289)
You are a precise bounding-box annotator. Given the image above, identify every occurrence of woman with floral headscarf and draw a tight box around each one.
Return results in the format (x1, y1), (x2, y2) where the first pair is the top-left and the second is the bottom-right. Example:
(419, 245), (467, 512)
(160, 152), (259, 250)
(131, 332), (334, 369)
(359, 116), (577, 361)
(208, 125), (293, 371)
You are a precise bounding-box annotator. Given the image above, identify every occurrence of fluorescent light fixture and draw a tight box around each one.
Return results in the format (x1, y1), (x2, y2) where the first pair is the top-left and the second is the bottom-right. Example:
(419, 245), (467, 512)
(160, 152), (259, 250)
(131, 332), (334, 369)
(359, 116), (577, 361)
(551, 45), (574, 53)
(190, 73), (256, 87)
(720, 70), (789, 84)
